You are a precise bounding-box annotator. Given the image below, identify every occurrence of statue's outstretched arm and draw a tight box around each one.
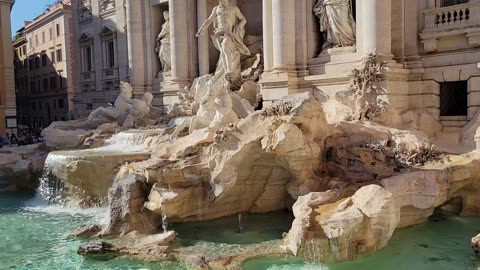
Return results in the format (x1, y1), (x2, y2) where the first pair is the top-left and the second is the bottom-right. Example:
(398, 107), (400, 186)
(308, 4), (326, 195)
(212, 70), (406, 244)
(197, 8), (217, 37)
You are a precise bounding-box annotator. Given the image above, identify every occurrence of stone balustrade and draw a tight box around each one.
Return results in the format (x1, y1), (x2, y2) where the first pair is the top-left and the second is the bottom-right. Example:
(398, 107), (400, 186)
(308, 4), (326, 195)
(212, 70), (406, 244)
(424, 2), (471, 31)
(81, 71), (95, 82)
(102, 67), (118, 79)
(421, 0), (480, 52)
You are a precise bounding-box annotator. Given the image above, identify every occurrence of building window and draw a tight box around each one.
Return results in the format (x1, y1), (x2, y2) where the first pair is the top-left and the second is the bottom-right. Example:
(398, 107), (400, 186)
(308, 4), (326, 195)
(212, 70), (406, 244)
(440, 0), (469, 7)
(35, 34), (38, 46)
(82, 45), (93, 71)
(37, 80), (41, 92)
(35, 56), (40, 68)
(440, 81), (468, 116)
(49, 28), (53, 40)
(105, 40), (115, 68)
(59, 73), (64, 88)
(42, 31), (45, 43)
(30, 81), (36, 94)
(56, 48), (62, 62)
(43, 78), (49, 92)
(50, 77), (57, 89)
(29, 59), (34, 70)
(51, 51), (55, 63)
(42, 54), (47, 66)
(56, 23), (61, 36)
(58, 99), (65, 109)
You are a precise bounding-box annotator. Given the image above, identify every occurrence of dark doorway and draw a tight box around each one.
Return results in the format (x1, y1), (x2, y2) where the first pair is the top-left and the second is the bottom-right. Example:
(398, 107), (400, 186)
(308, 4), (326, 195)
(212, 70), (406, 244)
(440, 81), (468, 116)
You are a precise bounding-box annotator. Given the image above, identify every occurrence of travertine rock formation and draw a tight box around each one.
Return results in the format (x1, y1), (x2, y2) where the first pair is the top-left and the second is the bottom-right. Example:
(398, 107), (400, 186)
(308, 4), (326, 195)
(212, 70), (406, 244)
(41, 119), (105, 149)
(283, 151), (480, 263)
(105, 95), (333, 234)
(284, 185), (400, 263)
(472, 233), (480, 254)
(51, 92), (480, 264)
(0, 143), (47, 191)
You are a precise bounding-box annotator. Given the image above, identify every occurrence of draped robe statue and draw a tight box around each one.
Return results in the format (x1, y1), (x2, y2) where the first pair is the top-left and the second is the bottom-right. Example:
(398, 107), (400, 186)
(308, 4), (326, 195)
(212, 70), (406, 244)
(314, 0), (356, 51)
(196, 0), (250, 83)
(155, 11), (171, 73)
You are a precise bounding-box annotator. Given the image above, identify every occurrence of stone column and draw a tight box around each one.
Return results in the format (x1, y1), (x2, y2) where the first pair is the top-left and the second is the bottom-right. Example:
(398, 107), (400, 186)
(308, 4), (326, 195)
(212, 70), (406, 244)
(271, 0), (296, 71)
(361, 0), (393, 59)
(169, 0), (190, 86)
(197, 0), (210, 75)
(126, 0), (147, 96)
(404, 0), (422, 68)
(262, 0), (273, 71)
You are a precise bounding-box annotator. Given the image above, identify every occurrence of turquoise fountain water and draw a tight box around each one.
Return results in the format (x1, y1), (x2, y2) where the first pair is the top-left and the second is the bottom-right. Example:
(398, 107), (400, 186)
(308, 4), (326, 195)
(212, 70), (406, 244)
(243, 214), (480, 270)
(1, 192), (480, 270)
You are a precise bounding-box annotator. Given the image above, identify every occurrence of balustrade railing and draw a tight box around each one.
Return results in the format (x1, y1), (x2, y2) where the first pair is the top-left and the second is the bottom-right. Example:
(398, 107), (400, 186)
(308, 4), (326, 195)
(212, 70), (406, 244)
(424, 2), (474, 30)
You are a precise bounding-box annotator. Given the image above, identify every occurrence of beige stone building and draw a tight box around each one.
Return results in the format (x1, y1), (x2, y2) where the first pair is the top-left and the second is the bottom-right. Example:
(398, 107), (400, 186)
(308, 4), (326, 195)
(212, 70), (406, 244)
(71, 0), (130, 117)
(13, 0), (75, 129)
(70, 0), (480, 151)
(0, 0), (16, 134)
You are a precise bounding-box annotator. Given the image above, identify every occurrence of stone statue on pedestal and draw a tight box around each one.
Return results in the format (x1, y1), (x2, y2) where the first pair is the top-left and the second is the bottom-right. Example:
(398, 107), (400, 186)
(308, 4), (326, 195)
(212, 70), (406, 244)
(196, 0), (251, 84)
(155, 11), (171, 73)
(314, 0), (356, 52)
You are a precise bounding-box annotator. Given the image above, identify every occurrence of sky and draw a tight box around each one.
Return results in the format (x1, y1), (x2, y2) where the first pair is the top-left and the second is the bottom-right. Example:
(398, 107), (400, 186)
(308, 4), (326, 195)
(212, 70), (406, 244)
(10, 0), (57, 36)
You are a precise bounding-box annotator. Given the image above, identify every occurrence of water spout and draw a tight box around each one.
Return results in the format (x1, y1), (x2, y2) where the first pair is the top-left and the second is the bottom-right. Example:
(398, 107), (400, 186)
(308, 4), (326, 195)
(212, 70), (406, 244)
(238, 213), (243, 233)
(162, 213), (169, 234)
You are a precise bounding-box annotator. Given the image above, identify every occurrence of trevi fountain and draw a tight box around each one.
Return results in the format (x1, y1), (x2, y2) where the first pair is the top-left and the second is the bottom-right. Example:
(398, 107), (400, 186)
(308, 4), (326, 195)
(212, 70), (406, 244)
(2, 0), (480, 269)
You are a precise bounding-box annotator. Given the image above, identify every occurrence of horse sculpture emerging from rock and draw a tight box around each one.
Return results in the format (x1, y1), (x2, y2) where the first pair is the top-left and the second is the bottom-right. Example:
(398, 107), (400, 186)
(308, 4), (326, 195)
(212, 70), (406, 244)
(88, 81), (134, 124)
(87, 82), (154, 129)
(170, 74), (253, 137)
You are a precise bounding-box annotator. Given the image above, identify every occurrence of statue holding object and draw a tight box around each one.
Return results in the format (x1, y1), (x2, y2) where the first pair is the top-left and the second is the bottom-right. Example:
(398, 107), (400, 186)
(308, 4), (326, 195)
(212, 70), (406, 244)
(196, 0), (251, 84)
(314, 0), (356, 52)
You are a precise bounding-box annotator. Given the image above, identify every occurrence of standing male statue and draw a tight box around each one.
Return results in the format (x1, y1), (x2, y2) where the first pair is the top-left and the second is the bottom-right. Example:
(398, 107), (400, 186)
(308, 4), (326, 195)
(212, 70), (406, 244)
(155, 11), (171, 73)
(314, 0), (356, 51)
(196, 0), (250, 83)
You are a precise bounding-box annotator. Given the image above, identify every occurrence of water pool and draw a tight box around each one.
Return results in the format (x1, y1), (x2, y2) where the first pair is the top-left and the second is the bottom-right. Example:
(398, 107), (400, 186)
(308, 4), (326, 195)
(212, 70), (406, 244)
(1, 192), (479, 270)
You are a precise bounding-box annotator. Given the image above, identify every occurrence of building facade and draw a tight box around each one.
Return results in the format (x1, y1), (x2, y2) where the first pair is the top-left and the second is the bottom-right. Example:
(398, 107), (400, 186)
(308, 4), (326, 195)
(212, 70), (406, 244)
(71, 0), (131, 117)
(0, 0), (16, 134)
(13, 0), (75, 129)
(70, 0), (480, 151)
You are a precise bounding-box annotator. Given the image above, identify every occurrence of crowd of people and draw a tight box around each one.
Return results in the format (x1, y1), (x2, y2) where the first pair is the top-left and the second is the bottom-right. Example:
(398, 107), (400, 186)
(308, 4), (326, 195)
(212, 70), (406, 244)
(0, 126), (44, 148)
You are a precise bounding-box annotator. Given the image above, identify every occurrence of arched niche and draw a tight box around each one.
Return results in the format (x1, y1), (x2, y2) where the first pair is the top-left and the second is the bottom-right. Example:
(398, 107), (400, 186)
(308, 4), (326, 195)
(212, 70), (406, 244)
(309, 0), (358, 58)
(202, 0), (263, 74)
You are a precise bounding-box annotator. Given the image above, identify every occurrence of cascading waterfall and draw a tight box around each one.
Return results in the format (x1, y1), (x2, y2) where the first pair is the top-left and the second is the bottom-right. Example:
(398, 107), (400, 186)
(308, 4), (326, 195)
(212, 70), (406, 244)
(37, 129), (163, 205)
(38, 154), (68, 204)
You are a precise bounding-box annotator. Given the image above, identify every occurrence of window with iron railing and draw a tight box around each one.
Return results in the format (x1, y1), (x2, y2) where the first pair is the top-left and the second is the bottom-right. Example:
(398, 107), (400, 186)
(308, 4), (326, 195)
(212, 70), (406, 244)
(440, 0), (469, 7)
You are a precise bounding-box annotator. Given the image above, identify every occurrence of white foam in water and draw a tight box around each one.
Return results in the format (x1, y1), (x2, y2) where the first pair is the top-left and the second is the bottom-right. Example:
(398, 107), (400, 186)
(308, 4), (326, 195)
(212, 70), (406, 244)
(22, 194), (108, 224)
